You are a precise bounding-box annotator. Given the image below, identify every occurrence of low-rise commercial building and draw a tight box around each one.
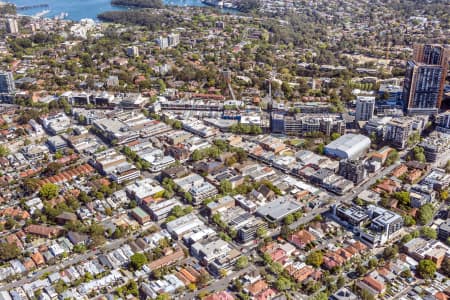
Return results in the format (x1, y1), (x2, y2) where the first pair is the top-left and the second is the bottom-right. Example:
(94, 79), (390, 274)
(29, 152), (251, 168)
(166, 214), (205, 240)
(256, 198), (302, 223)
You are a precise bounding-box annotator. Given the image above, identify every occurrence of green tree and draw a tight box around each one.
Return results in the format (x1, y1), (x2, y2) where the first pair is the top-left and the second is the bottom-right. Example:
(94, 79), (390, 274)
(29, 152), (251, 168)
(39, 183), (59, 200)
(23, 178), (41, 195)
(382, 245), (398, 260)
(184, 192), (193, 203)
(78, 191), (92, 203)
(368, 258), (378, 269)
(219, 180), (232, 194)
(0, 243), (21, 260)
(262, 252), (273, 265)
(54, 150), (63, 159)
(403, 215), (416, 227)
(198, 273), (211, 286)
(356, 264), (367, 276)
(256, 227), (267, 238)
(440, 190), (449, 201)
(400, 269), (412, 278)
(358, 289), (375, 300)
(316, 143), (325, 155)
(306, 251), (323, 268)
(155, 293), (171, 300)
(441, 258), (450, 277)
(191, 150), (202, 161)
(445, 160), (450, 173)
(418, 204), (434, 225)
(0, 145), (10, 157)
(269, 262), (284, 275)
(129, 253), (148, 270)
(313, 292), (329, 300)
(336, 276), (345, 288)
(385, 149), (399, 166)
(275, 276), (292, 291)
(281, 81), (293, 99)
(412, 146), (426, 162)
(420, 227), (437, 240)
(54, 279), (68, 294)
(393, 191), (410, 207)
(408, 132), (421, 147)
(158, 79), (166, 92)
(236, 256), (249, 270)
(283, 214), (294, 225)
(417, 259), (436, 279)
(401, 234), (413, 244)
(331, 132), (341, 141)
(73, 244), (87, 254)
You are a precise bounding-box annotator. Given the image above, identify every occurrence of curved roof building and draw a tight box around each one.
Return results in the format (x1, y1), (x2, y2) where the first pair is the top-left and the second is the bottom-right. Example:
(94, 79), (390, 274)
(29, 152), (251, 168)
(325, 134), (371, 159)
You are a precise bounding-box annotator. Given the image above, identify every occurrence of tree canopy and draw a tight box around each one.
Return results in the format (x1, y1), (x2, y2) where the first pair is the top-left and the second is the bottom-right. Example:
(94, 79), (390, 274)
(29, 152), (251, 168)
(306, 251), (323, 268)
(111, 0), (164, 8)
(418, 204), (434, 225)
(39, 183), (60, 200)
(417, 259), (436, 279)
(130, 253), (148, 270)
(0, 243), (21, 261)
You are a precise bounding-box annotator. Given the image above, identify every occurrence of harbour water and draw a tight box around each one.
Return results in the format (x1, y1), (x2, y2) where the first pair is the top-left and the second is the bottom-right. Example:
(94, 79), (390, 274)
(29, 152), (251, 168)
(8, 0), (220, 21)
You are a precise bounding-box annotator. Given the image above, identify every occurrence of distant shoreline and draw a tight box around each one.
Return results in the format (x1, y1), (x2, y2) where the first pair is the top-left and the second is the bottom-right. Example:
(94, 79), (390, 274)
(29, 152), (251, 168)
(6, 0), (238, 21)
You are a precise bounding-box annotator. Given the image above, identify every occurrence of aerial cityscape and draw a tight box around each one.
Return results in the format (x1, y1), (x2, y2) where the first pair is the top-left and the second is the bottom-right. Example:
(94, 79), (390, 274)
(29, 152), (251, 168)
(0, 0), (449, 299)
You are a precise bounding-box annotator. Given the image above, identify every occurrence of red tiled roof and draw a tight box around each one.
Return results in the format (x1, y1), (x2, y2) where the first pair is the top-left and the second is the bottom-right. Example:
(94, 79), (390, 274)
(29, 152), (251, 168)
(24, 224), (62, 238)
(363, 275), (385, 293)
(289, 229), (316, 248)
(31, 252), (45, 266)
(203, 291), (235, 300)
(247, 280), (268, 296)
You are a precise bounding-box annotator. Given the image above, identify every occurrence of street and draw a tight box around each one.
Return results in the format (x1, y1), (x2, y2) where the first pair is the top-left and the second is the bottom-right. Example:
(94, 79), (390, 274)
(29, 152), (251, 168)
(0, 234), (136, 291)
(180, 264), (257, 300)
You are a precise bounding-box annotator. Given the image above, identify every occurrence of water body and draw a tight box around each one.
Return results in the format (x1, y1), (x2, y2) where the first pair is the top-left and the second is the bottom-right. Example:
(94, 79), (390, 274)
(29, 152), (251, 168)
(9, 0), (221, 21)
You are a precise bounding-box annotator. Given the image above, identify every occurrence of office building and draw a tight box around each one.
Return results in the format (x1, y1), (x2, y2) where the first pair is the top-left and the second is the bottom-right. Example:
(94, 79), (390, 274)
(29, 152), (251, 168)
(438, 220), (450, 241)
(360, 205), (403, 247)
(333, 204), (403, 247)
(0, 71), (15, 94)
(157, 33), (180, 49)
(355, 96), (375, 121)
(271, 113), (345, 136)
(384, 118), (412, 149)
(338, 159), (367, 184)
(378, 84), (403, 108)
(436, 111), (450, 133)
(403, 238), (447, 268)
(41, 112), (71, 135)
(126, 46), (139, 57)
(93, 149), (140, 184)
(168, 33), (180, 47)
(414, 44), (449, 65)
(403, 44), (449, 114)
(5, 18), (18, 34)
(145, 198), (181, 221)
(332, 204), (369, 227)
(418, 133), (450, 163)
(237, 218), (267, 243)
(157, 36), (169, 49)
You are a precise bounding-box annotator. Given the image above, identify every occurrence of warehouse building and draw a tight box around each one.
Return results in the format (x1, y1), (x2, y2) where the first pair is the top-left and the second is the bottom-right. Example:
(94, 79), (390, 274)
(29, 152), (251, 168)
(324, 134), (371, 160)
